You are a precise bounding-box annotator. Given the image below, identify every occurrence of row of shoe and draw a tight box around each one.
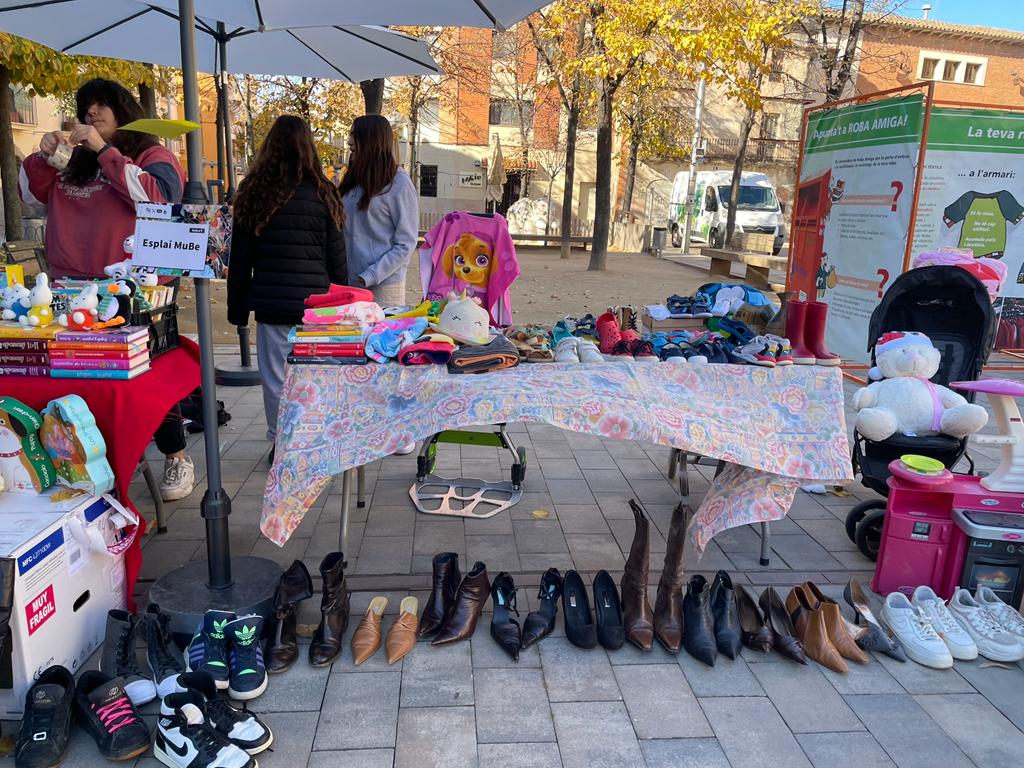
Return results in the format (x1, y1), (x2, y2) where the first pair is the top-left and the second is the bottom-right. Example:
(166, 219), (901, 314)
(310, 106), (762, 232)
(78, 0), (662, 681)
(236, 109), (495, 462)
(882, 585), (1024, 668)
(14, 667), (270, 768)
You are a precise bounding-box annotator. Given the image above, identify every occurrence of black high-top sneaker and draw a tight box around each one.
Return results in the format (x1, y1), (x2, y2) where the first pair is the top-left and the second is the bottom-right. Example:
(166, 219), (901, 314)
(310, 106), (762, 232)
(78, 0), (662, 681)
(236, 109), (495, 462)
(15, 665), (74, 768)
(186, 610), (236, 690)
(173, 671), (273, 755)
(99, 609), (157, 705)
(154, 691), (254, 768)
(146, 603), (184, 699)
(73, 671), (150, 762)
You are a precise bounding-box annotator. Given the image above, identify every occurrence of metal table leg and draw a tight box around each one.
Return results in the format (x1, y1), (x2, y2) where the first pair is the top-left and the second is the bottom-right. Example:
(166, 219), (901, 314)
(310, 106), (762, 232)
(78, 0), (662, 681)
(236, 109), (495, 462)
(357, 465), (366, 508)
(760, 521), (771, 566)
(141, 460), (167, 534)
(339, 468), (353, 558)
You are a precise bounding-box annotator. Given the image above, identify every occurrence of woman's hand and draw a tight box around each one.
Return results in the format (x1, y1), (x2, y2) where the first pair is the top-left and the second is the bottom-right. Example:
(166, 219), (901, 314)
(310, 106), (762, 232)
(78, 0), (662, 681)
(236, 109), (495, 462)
(69, 124), (107, 153)
(39, 131), (67, 157)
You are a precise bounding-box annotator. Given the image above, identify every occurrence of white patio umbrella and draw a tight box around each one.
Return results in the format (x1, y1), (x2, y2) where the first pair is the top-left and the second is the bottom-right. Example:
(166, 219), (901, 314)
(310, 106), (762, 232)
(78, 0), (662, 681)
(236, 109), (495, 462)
(485, 134), (506, 204)
(0, 1), (440, 80)
(127, 0), (550, 31)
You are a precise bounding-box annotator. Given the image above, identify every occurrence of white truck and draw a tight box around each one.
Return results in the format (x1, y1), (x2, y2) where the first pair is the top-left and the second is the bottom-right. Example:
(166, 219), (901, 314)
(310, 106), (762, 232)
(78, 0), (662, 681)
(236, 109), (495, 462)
(667, 170), (785, 254)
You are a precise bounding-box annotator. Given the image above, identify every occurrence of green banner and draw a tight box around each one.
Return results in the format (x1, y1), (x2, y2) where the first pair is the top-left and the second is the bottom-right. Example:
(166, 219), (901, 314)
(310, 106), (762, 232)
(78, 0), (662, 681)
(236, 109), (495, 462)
(928, 107), (1024, 154)
(805, 94), (925, 154)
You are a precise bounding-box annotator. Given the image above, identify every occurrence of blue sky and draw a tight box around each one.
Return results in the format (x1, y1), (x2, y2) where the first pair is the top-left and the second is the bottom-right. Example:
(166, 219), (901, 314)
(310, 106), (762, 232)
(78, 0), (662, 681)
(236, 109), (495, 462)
(912, 0), (1022, 32)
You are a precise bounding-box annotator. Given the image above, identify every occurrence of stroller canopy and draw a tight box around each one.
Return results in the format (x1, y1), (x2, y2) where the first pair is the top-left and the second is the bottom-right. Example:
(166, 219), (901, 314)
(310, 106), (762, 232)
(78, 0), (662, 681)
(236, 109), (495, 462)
(867, 265), (996, 388)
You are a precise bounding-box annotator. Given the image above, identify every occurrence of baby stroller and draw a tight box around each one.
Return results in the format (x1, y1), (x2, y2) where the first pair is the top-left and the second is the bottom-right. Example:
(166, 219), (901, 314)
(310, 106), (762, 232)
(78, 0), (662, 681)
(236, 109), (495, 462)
(846, 265), (997, 559)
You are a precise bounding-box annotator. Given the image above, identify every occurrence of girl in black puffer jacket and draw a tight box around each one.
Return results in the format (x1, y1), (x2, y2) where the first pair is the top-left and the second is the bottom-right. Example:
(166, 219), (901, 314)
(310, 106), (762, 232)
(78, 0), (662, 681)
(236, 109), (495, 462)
(228, 115), (347, 448)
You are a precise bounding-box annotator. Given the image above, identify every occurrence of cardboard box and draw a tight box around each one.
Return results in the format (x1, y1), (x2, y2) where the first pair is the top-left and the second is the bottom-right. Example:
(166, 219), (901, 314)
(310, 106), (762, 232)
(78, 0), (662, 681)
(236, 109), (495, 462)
(642, 310), (707, 334)
(0, 489), (128, 717)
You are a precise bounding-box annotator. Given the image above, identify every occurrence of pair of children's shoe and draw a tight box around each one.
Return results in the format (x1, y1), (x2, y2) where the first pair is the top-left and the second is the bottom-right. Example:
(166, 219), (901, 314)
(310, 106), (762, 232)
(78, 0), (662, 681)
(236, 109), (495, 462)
(186, 610), (267, 701)
(725, 335), (793, 367)
(555, 336), (604, 363)
(666, 292), (714, 318)
(597, 309), (657, 363)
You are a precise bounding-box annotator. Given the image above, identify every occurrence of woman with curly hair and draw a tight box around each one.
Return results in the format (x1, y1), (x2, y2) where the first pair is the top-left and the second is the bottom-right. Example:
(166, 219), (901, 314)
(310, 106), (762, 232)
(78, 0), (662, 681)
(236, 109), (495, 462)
(228, 115), (347, 455)
(20, 78), (195, 502)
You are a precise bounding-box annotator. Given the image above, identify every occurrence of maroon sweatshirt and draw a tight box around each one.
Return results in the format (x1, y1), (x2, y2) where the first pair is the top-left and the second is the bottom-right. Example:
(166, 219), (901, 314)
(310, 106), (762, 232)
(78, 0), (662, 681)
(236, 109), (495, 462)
(20, 144), (184, 278)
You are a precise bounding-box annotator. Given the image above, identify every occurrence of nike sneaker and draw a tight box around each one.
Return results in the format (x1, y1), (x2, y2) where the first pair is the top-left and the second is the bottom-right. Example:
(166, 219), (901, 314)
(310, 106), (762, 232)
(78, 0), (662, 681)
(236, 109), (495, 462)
(154, 691), (254, 768)
(226, 615), (267, 701)
(73, 671), (150, 762)
(174, 671), (273, 754)
(186, 610), (236, 690)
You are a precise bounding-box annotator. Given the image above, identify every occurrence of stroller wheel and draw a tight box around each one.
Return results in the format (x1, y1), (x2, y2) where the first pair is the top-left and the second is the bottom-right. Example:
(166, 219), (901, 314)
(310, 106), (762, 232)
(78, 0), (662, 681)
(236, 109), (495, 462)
(845, 500), (886, 543)
(855, 509), (886, 562)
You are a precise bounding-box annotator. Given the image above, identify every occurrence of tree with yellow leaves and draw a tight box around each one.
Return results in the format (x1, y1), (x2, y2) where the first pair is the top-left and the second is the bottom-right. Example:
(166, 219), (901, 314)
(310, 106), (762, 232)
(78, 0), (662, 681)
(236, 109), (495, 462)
(542, 0), (804, 270)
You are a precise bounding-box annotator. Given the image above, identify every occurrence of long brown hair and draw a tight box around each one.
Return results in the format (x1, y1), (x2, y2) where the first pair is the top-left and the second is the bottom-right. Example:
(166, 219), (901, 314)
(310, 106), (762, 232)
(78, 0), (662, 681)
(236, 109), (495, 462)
(234, 115), (344, 235)
(338, 114), (397, 210)
(64, 79), (159, 187)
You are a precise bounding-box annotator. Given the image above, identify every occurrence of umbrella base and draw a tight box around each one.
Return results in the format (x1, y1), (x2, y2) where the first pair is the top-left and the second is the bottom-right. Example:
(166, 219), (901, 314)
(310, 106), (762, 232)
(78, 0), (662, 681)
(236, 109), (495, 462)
(149, 556), (282, 645)
(215, 361), (262, 386)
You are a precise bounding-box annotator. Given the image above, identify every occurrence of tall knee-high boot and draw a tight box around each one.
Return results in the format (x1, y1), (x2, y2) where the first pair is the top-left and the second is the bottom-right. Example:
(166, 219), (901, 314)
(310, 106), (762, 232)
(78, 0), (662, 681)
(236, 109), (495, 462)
(654, 503), (689, 653)
(309, 552), (349, 667)
(268, 559), (314, 673)
(621, 499), (654, 651)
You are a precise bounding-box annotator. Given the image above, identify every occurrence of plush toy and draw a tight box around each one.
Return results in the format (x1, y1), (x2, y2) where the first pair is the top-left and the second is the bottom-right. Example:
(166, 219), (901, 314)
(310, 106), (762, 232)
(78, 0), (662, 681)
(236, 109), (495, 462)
(104, 257), (158, 288)
(58, 283), (100, 330)
(2, 282), (30, 321)
(20, 273), (54, 327)
(853, 331), (989, 441)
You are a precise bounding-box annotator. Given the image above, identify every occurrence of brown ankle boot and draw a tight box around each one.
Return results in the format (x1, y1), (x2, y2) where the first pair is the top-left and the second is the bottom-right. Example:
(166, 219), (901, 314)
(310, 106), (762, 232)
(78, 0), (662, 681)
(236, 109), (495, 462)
(654, 503), (689, 653)
(267, 559), (314, 674)
(786, 585), (848, 673)
(801, 582), (869, 664)
(621, 499), (654, 651)
(309, 552), (350, 667)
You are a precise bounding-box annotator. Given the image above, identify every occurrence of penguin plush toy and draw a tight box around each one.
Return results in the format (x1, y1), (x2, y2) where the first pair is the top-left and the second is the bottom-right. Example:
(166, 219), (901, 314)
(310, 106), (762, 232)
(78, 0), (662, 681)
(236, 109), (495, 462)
(98, 278), (137, 325)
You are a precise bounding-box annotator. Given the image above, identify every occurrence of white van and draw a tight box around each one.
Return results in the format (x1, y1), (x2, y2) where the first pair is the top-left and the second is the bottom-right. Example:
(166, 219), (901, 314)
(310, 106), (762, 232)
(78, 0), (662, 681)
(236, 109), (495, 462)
(667, 170), (785, 254)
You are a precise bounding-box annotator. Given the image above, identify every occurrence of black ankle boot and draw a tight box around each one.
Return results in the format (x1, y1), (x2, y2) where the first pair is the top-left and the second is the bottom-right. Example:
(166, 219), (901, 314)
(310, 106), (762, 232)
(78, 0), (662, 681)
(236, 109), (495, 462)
(682, 575), (718, 666)
(268, 560), (314, 673)
(521, 568), (562, 649)
(490, 573), (521, 661)
(710, 570), (743, 660)
(310, 553), (349, 667)
(419, 552), (461, 638)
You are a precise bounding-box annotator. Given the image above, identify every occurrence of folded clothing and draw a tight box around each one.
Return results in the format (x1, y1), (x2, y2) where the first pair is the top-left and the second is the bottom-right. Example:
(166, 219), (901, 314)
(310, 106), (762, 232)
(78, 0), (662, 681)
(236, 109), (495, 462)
(303, 300), (385, 326)
(365, 317), (430, 362)
(399, 340), (455, 365)
(304, 284), (374, 308)
(448, 334), (520, 374)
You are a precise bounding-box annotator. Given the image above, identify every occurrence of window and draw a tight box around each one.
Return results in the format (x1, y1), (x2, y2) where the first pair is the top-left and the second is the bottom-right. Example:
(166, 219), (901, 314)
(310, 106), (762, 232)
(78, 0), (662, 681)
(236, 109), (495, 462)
(8, 86), (35, 125)
(488, 99), (534, 127)
(419, 165), (438, 197)
(762, 113), (780, 140)
(769, 50), (785, 82)
(492, 29), (518, 61)
(917, 51), (987, 85)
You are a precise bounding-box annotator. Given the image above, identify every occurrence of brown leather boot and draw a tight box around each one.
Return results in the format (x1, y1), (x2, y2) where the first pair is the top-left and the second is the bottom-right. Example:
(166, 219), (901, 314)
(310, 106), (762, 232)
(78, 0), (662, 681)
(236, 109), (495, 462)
(621, 499), (654, 651)
(267, 559), (314, 674)
(432, 561), (490, 645)
(418, 552), (461, 638)
(309, 552), (350, 667)
(786, 585), (848, 674)
(653, 503), (688, 653)
(801, 582), (869, 664)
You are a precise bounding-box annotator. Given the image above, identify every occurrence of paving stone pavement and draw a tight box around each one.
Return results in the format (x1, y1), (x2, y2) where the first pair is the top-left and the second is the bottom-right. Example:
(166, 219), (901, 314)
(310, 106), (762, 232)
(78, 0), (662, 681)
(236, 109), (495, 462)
(20, 357), (1024, 767)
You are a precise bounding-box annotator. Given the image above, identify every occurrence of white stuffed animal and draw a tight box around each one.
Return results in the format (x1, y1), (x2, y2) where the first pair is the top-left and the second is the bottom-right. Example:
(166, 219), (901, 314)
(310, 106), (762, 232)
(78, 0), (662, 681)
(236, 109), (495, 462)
(58, 283), (100, 330)
(2, 283), (30, 321)
(20, 274), (53, 327)
(853, 331), (988, 441)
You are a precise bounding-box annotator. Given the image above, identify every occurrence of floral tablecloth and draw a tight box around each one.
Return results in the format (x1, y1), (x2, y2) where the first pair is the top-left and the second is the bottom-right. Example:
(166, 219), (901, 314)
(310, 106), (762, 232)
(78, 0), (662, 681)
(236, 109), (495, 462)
(261, 362), (854, 549)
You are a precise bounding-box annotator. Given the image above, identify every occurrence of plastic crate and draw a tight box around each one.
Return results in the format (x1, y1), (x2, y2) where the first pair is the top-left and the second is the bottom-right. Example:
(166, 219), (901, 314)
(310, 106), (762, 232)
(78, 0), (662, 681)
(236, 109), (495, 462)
(129, 304), (180, 359)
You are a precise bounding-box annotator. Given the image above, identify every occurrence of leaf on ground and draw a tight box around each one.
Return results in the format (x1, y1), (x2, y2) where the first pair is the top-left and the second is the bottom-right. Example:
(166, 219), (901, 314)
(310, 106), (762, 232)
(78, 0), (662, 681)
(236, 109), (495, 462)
(531, 509), (550, 519)
(0, 735), (14, 755)
(297, 623), (318, 638)
(829, 487), (852, 497)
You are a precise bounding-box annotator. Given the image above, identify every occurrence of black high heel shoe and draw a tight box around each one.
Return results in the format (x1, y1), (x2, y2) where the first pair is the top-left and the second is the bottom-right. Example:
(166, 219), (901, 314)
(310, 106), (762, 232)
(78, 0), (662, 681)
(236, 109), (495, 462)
(593, 570), (624, 650)
(490, 572), (522, 661)
(521, 568), (562, 650)
(844, 577), (906, 662)
(562, 570), (598, 649)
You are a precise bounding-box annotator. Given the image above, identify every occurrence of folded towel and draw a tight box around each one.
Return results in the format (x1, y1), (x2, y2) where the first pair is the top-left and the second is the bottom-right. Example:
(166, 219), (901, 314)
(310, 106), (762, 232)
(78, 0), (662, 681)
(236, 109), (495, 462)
(304, 284), (374, 308)
(448, 335), (520, 374)
(302, 301), (385, 326)
(399, 340), (455, 365)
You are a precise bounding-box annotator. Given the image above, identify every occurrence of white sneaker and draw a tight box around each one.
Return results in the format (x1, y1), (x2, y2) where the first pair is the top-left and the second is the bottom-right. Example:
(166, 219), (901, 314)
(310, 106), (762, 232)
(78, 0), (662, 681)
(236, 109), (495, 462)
(555, 337), (580, 363)
(976, 586), (1024, 642)
(947, 588), (1024, 662)
(912, 586), (978, 660)
(881, 592), (953, 669)
(393, 442), (417, 456)
(576, 338), (604, 364)
(160, 455), (196, 502)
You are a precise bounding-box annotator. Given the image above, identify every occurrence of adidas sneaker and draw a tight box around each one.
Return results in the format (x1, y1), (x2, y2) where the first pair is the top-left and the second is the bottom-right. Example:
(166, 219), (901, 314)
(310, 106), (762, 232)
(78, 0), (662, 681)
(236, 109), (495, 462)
(226, 615), (267, 701)
(154, 691), (255, 768)
(174, 671), (273, 755)
(186, 610), (236, 690)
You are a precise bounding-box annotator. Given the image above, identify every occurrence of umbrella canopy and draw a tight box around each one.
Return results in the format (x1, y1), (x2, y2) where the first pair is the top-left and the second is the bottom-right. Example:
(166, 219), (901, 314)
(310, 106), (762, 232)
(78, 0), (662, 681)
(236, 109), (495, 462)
(127, 0), (549, 31)
(0, 0), (440, 80)
(485, 135), (506, 203)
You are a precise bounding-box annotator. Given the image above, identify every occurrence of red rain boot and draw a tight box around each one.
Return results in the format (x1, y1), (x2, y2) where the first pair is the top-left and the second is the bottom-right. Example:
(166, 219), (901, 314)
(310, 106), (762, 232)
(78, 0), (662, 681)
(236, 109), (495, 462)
(783, 300), (815, 365)
(805, 301), (841, 366)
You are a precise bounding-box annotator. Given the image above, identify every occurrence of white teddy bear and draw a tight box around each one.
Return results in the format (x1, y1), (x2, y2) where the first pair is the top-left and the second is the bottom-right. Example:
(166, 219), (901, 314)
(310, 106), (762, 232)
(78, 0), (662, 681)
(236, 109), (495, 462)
(853, 331), (988, 442)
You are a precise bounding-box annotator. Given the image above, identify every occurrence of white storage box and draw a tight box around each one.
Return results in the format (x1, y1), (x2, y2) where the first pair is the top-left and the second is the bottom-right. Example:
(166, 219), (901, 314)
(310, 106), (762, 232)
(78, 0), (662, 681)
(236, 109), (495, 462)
(0, 489), (130, 718)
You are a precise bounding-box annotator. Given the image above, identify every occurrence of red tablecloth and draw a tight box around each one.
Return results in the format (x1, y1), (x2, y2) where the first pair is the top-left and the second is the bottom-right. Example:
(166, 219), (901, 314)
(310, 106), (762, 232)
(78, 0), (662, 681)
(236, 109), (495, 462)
(1, 339), (201, 608)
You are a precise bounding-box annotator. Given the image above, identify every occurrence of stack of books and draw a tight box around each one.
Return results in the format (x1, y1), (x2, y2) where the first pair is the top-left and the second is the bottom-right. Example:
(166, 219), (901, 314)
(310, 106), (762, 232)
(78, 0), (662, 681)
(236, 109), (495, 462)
(0, 325), (61, 376)
(287, 323), (367, 365)
(49, 326), (151, 380)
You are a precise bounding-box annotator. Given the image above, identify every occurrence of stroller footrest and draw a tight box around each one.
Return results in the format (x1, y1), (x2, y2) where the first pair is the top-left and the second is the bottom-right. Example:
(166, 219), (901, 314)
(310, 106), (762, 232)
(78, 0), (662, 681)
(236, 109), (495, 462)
(972, 434), (1018, 446)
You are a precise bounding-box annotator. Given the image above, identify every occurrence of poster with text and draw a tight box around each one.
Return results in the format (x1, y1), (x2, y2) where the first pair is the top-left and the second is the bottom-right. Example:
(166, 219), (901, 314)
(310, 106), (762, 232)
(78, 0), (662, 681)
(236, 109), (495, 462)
(788, 94), (924, 363)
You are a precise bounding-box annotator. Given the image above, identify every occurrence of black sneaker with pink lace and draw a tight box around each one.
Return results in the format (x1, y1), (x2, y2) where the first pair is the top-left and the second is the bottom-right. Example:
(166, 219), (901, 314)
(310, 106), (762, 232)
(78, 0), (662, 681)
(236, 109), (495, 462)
(74, 671), (150, 761)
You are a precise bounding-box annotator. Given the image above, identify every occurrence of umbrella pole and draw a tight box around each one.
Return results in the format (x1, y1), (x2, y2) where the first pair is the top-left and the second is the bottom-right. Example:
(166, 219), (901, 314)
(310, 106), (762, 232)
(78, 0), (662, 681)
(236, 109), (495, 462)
(150, 0), (280, 636)
(213, 23), (262, 387)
